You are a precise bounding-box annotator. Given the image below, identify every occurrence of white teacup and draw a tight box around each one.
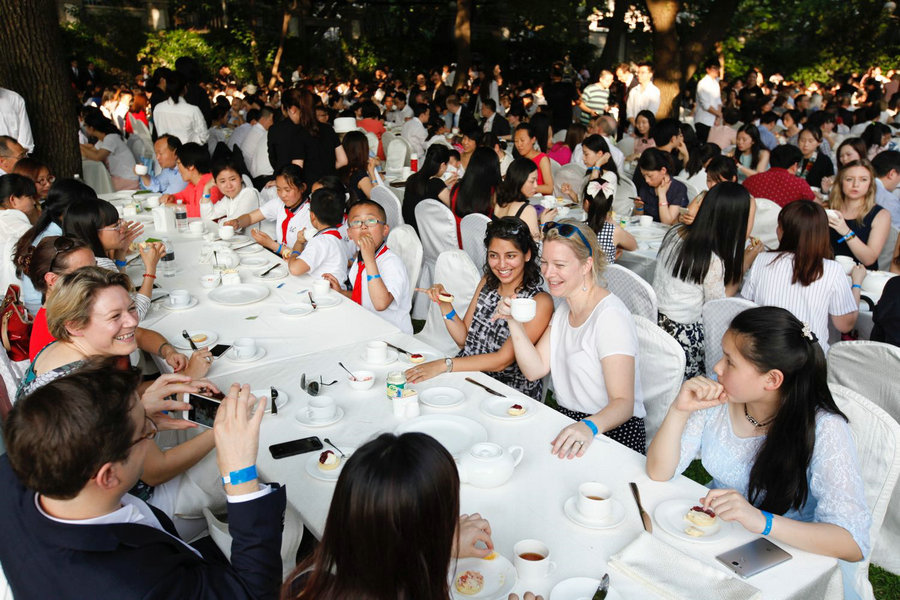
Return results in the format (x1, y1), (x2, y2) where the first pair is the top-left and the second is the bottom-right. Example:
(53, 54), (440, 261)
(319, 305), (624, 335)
(219, 225), (235, 240)
(200, 274), (220, 289)
(134, 164), (149, 176)
(312, 279), (331, 300)
(168, 289), (191, 308)
(825, 209), (840, 220)
(639, 215), (653, 227)
(188, 221), (205, 235)
(304, 227), (317, 243)
(232, 337), (257, 359)
(577, 482), (613, 521)
(392, 391), (420, 419)
(510, 298), (537, 323)
(366, 341), (388, 363)
(123, 204), (137, 217)
(513, 539), (556, 580)
(307, 396), (337, 422)
(402, 166), (412, 180)
(834, 255), (856, 275)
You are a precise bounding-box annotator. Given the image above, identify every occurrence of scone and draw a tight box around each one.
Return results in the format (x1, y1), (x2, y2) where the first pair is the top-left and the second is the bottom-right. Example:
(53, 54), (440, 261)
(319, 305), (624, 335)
(438, 292), (455, 303)
(507, 403), (527, 416)
(409, 353), (425, 364)
(683, 505), (719, 536)
(317, 450), (341, 471)
(454, 570), (484, 595)
(191, 334), (208, 344)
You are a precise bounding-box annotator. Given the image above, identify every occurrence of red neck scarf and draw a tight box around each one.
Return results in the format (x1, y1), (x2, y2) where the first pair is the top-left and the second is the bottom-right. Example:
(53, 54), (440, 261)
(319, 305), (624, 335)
(280, 200), (305, 244)
(351, 244), (389, 304)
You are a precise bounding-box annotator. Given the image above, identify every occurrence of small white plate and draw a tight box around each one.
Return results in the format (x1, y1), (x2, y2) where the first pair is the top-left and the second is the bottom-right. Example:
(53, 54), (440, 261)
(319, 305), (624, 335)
(226, 347), (267, 363)
(654, 498), (734, 543)
(208, 284), (270, 306)
(295, 406), (345, 427)
(311, 295), (341, 308)
(359, 348), (399, 365)
(227, 234), (251, 245)
(420, 386), (466, 408)
(172, 330), (218, 350)
(250, 388), (289, 413)
(478, 397), (535, 421)
(563, 496), (626, 530)
(236, 244), (263, 255)
(255, 265), (288, 281)
(304, 447), (356, 481)
(241, 256), (269, 267)
(163, 296), (198, 311)
(450, 555), (516, 600)
(400, 350), (441, 364)
(550, 577), (624, 600)
(280, 303), (314, 318)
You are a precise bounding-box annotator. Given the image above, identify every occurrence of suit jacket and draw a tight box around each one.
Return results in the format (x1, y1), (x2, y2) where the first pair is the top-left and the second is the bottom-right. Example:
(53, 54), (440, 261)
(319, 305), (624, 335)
(488, 114), (511, 137)
(0, 455), (286, 600)
(446, 107), (477, 133)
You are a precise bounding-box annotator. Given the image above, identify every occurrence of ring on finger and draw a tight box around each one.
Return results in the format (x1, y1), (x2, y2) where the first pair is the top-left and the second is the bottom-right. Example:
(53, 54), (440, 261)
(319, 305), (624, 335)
(205, 356), (212, 363)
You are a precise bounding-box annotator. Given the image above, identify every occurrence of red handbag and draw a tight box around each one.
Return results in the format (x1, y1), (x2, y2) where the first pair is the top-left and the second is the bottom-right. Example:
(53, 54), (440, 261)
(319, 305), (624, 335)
(1, 285), (32, 362)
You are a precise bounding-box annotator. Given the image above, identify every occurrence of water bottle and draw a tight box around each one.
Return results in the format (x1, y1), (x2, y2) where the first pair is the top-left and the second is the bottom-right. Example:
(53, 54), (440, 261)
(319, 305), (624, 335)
(160, 238), (176, 277)
(174, 199), (188, 233)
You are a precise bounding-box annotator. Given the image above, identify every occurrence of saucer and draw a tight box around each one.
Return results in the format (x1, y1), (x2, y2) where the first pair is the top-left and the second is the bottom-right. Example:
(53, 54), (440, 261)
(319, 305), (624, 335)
(226, 234), (251, 245)
(304, 446), (356, 481)
(420, 386), (465, 408)
(563, 496), (626, 530)
(360, 348), (399, 365)
(311, 295), (341, 308)
(236, 244), (263, 255)
(280, 303), (314, 317)
(226, 347), (267, 363)
(295, 406), (344, 427)
(241, 256), (269, 267)
(249, 387), (289, 413)
(163, 296), (198, 311)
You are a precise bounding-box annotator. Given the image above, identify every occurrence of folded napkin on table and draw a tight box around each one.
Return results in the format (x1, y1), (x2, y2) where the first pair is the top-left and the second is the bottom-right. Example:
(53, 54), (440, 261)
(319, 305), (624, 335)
(609, 531), (762, 600)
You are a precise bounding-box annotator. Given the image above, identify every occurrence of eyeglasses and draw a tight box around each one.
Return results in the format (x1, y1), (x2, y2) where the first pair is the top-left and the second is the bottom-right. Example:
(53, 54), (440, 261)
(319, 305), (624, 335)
(348, 218), (386, 229)
(48, 237), (77, 274)
(98, 220), (127, 232)
(36, 175), (56, 186)
(129, 414), (158, 448)
(542, 221), (593, 257)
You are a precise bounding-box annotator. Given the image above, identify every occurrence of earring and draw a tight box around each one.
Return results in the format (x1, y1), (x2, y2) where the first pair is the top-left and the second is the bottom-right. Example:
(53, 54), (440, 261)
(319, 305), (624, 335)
(582, 277), (588, 292)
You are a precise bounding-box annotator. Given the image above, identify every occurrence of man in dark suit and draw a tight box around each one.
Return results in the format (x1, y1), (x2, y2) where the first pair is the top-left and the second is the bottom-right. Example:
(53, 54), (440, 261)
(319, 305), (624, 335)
(445, 93), (476, 132)
(480, 98), (510, 138)
(0, 362), (286, 600)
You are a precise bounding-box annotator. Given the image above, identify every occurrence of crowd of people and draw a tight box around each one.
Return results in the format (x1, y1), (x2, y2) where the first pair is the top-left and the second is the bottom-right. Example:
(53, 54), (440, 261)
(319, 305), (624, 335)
(0, 51), (898, 599)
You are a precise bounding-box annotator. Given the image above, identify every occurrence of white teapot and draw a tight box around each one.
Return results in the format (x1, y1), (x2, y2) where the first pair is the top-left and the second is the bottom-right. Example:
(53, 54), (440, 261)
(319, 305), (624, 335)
(457, 442), (524, 488)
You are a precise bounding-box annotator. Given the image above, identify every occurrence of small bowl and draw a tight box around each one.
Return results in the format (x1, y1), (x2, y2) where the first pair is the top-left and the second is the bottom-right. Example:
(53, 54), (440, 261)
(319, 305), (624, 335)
(347, 370), (376, 391)
(200, 274), (220, 289)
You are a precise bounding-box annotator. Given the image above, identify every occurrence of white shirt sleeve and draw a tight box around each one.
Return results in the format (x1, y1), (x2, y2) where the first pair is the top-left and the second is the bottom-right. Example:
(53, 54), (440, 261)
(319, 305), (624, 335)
(259, 197), (282, 222)
(192, 106), (209, 144)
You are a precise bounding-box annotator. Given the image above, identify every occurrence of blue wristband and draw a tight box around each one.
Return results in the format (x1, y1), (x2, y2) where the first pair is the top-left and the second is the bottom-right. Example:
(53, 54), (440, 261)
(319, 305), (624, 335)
(367, 273), (381, 282)
(444, 308), (457, 321)
(277, 243), (283, 254)
(222, 465), (258, 486)
(760, 510), (773, 535)
(582, 418), (599, 436)
(851, 284), (861, 290)
(114, 259), (127, 267)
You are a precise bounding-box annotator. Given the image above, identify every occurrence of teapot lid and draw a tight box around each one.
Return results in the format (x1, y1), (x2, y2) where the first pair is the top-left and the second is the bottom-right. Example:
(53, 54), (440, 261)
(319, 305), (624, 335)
(469, 442), (503, 460)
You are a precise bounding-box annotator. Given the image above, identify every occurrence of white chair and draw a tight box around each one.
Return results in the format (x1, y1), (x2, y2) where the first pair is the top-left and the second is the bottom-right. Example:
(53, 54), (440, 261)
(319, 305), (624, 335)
(878, 226), (898, 271)
(750, 197), (782, 250)
(616, 135), (635, 158)
(363, 130), (380, 156)
(701, 298), (757, 378)
(460, 213), (491, 271)
(830, 384), (900, 600)
(413, 200), (459, 319)
(82, 159), (115, 195)
(385, 136), (411, 176)
(612, 176), (637, 217)
(554, 163), (588, 198)
(674, 176), (701, 202)
(415, 249), (481, 355)
(828, 340), (900, 573)
(549, 157), (562, 182)
(603, 264), (658, 321)
(551, 129), (567, 144)
(380, 130), (397, 157)
(129, 116), (155, 156)
(126, 134), (153, 163)
(386, 224), (423, 296)
(370, 185), (404, 229)
(633, 315), (685, 445)
(0, 563), (10, 600)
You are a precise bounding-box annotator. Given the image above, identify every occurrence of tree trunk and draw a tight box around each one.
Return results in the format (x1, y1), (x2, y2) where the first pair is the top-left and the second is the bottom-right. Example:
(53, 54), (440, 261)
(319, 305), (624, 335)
(268, 1), (297, 90)
(678, 0), (740, 85)
(0, 0), (81, 178)
(453, 0), (472, 90)
(248, 0), (265, 87)
(598, 0), (628, 68)
(646, 0), (682, 119)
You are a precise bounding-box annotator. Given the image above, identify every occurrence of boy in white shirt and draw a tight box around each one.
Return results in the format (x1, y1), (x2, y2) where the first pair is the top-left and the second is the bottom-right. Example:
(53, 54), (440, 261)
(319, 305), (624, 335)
(323, 199), (413, 333)
(287, 187), (349, 283)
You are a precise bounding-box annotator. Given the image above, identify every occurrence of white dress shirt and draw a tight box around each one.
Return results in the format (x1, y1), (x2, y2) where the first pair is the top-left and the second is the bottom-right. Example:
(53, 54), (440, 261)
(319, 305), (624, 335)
(401, 118), (428, 157)
(626, 82), (661, 119)
(241, 123), (273, 178)
(153, 99), (209, 145)
(694, 74), (722, 127)
(0, 88), (34, 153)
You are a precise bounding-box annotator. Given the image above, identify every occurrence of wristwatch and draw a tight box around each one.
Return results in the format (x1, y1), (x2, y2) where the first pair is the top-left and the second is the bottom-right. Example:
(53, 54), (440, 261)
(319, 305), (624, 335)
(445, 358), (453, 373)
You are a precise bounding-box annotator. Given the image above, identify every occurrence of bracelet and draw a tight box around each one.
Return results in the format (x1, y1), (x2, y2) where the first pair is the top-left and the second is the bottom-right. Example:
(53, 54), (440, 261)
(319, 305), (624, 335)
(444, 308), (457, 321)
(582, 418), (599, 436)
(222, 465), (258, 486)
(114, 259), (127, 267)
(760, 510), (773, 535)
(142, 273), (156, 279)
(290, 251), (301, 257)
(852, 284), (862, 290)
(837, 231), (856, 244)
(367, 273), (381, 282)
(157, 341), (173, 356)
(277, 243), (283, 254)
(659, 201), (669, 206)
(588, 166), (601, 171)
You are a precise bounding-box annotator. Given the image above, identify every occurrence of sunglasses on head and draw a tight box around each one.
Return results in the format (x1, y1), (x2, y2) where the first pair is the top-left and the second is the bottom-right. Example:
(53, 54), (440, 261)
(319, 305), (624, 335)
(48, 237), (78, 273)
(542, 221), (592, 256)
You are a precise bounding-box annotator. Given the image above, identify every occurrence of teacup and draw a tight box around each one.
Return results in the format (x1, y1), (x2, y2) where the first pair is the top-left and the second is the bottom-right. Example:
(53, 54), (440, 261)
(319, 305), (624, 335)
(312, 279), (331, 300)
(639, 215), (653, 227)
(123, 204), (137, 217)
(200, 273), (220, 289)
(134, 164), (149, 176)
(825, 209), (840, 220)
(304, 227), (317, 243)
(366, 341), (388, 363)
(168, 289), (191, 308)
(577, 482), (613, 521)
(510, 298), (537, 323)
(513, 539), (556, 580)
(143, 196), (160, 209)
(834, 255), (856, 275)
(232, 337), (257, 359)
(307, 396), (337, 422)
(189, 221), (205, 235)
(402, 166), (412, 180)
(219, 225), (235, 240)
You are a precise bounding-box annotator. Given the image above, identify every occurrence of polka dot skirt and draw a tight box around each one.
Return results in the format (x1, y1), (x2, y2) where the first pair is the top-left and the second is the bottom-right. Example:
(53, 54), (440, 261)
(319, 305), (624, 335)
(554, 405), (647, 455)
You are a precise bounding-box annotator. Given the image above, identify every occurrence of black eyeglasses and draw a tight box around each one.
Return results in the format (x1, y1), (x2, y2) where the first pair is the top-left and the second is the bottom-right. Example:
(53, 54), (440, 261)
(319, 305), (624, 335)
(48, 237), (77, 274)
(129, 414), (158, 448)
(542, 221), (593, 257)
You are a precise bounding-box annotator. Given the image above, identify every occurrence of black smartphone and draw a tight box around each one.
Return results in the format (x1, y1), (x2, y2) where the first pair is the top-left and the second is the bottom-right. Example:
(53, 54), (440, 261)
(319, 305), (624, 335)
(210, 344), (232, 358)
(184, 393), (221, 428)
(269, 436), (323, 459)
(716, 538), (792, 578)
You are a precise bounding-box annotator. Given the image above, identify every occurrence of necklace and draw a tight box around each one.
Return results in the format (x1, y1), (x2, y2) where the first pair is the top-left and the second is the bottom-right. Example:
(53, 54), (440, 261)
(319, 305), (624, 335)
(744, 404), (774, 428)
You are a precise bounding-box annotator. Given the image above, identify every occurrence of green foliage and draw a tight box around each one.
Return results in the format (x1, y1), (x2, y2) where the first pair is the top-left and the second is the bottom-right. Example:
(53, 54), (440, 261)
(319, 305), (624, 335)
(870, 565), (900, 599)
(137, 29), (257, 84)
(60, 8), (145, 83)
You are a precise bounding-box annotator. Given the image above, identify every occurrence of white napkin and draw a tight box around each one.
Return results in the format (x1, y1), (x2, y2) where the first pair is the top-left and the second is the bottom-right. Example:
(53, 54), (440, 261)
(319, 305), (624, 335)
(608, 532), (762, 600)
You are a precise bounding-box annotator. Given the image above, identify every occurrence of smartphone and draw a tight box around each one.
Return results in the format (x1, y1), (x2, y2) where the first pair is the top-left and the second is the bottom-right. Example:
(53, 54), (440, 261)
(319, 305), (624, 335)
(209, 344), (232, 358)
(269, 436), (323, 459)
(716, 538), (792, 578)
(184, 393), (221, 428)
(679, 206), (690, 215)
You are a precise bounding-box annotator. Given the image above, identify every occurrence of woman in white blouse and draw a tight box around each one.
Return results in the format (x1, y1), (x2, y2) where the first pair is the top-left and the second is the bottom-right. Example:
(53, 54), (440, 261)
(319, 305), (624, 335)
(497, 220), (647, 455)
(79, 111), (139, 191)
(742, 200), (865, 352)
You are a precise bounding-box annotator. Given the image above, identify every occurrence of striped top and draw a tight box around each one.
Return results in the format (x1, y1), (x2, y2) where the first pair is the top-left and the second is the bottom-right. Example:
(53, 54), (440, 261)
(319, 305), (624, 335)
(579, 83), (611, 124)
(740, 252), (857, 351)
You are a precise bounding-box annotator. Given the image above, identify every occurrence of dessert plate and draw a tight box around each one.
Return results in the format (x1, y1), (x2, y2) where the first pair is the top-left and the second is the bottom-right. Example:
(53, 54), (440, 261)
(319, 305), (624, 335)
(549, 577), (624, 600)
(208, 283), (270, 306)
(450, 555), (516, 600)
(479, 397), (535, 421)
(654, 498), (734, 543)
(304, 447), (356, 481)
(171, 330), (218, 350)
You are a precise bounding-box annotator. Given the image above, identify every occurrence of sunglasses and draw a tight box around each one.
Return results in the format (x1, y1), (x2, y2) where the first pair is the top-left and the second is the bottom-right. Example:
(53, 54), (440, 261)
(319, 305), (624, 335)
(48, 237), (78, 274)
(303, 375), (337, 396)
(542, 221), (593, 257)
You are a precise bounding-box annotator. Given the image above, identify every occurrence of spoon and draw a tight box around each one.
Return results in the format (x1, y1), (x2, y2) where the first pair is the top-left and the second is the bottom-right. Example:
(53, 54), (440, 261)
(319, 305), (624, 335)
(338, 362), (357, 380)
(181, 329), (199, 351)
(308, 291), (317, 309)
(324, 438), (346, 458)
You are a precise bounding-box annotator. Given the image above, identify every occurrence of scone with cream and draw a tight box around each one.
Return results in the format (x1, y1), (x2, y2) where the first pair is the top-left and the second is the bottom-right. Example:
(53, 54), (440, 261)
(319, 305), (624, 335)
(317, 450), (341, 471)
(507, 403), (527, 416)
(454, 570), (484, 595)
(683, 505), (719, 536)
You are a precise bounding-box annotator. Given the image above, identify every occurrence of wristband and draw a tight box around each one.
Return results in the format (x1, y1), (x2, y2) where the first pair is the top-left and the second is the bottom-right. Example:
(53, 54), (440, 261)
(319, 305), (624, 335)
(760, 510), (773, 535)
(221, 465), (258, 486)
(582, 418), (599, 436)
(659, 201), (669, 206)
(290, 251), (301, 257)
(837, 231), (856, 244)
(367, 273), (381, 282)
(114, 259), (127, 267)
(277, 243), (283, 254)
(444, 308), (457, 321)
(852, 284), (862, 290)
(142, 273), (156, 279)
(588, 166), (601, 171)
(157, 341), (173, 356)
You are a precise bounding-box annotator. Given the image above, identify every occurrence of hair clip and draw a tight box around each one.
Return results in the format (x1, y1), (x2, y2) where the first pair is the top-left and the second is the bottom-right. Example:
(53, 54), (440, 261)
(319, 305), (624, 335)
(801, 322), (817, 343)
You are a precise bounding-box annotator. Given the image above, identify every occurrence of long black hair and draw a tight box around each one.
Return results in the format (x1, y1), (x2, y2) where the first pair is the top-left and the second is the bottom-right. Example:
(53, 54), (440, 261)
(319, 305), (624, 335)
(728, 306), (847, 513)
(15, 178), (97, 261)
(62, 197), (120, 257)
(482, 216), (541, 292)
(581, 134), (619, 180)
(495, 157), (536, 208)
(451, 147), (500, 218)
(664, 181), (750, 286)
(405, 144), (449, 203)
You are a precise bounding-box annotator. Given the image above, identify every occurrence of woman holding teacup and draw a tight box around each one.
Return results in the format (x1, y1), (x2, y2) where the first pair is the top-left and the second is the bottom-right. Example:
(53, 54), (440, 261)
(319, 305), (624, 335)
(406, 217), (553, 401)
(496, 220), (647, 455)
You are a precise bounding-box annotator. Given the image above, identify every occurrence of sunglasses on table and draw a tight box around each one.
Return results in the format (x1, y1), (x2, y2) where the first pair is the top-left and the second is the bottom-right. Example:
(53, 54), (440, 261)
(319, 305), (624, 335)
(541, 221), (593, 256)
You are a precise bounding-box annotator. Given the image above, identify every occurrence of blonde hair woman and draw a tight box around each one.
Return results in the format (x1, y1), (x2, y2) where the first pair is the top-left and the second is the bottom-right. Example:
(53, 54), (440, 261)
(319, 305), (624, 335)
(827, 160), (891, 269)
(495, 220), (647, 454)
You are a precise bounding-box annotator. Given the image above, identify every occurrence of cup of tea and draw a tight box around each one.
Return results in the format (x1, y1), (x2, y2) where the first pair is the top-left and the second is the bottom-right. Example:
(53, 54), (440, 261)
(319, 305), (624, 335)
(219, 225), (235, 240)
(312, 279), (331, 300)
(134, 164), (149, 176)
(639, 215), (653, 227)
(168, 289), (191, 308)
(307, 396), (337, 422)
(513, 539), (556, 580)
(510, 298), (537, 323)
(188, 220), (205, 235)
(366, 341), (388, 363)
(577, 482), (613, 521)
(232, 337), (258, 359)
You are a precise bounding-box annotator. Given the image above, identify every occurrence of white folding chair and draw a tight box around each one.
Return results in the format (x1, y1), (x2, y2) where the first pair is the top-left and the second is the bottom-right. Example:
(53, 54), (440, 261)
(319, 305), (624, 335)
(363, 130), (380, 156)
(385, 136), (411, 176)
(701, 298), (757, 378)
(414, 249), (481, 355)
(616, 135), (635, 158)
(613, 176), (637, 217)
(674, 176), (701, 202)
(554, 163), (588, 198)
(828, 340), (900, 573)
(126, 134), (153, 163)
(460, 213), (491, 271)
(603, 264), (658, 321)
(750, 197), (782, 250)
(878, 226), (898, 271)
(633, 315), (685, 446)
(412, 199), (459, 319)
(386, 224), (423, 294)
(81, 159), (115, 195)
(130, 116), (155, 156)
(551, 129), (567, 143)
(370, 185), (404, 229)
(830, 384), (900, 600)
(549, 157), (562, 181)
